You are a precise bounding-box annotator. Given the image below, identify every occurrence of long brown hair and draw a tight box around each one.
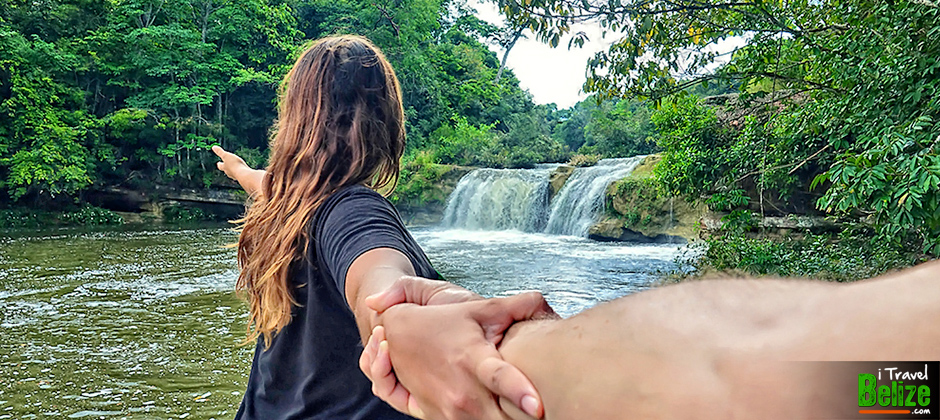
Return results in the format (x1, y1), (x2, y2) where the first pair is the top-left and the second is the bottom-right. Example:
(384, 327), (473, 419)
(237, 35), (405, 347)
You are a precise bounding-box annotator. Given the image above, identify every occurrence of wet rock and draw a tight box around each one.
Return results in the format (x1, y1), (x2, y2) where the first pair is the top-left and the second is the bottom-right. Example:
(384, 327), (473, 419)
(588, 218), (687, 244)
(395, 165), (474, 225)
(594, 155), (706, 243)
(548, 165), (575, 200)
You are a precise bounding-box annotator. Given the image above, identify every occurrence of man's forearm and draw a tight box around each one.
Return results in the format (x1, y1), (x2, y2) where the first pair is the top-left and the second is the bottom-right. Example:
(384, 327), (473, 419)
(496, 279), (806, 419)
(498, 263), (940, 419)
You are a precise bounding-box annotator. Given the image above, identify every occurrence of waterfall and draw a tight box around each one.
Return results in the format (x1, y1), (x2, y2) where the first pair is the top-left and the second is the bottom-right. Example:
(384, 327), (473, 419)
(441, 167), (554, 232)
(440, 157), (645, 237)
(543, 156), (646, 237)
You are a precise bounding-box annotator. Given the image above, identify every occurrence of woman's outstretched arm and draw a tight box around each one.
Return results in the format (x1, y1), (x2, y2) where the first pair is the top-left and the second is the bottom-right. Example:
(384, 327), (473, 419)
(212, 146), (266, 198)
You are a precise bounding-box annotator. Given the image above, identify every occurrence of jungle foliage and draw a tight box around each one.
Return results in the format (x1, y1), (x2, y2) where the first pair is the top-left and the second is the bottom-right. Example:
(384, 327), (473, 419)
(0, 0), (581, 206)
(498, 0), (940, 257)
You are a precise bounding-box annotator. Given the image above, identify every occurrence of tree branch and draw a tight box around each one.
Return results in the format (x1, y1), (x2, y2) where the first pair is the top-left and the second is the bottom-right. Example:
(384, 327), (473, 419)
(733, 144), (831, 183)
(372, 2), (400, 38)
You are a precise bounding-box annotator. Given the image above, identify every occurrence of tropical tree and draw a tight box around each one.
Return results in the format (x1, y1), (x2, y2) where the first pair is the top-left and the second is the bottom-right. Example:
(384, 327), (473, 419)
(499, 0), (940, 253)
(0, 28), (101, 200)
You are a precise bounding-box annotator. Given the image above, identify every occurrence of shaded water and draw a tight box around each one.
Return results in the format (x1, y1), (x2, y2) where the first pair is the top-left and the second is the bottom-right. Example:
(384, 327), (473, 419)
(0, 225), (684, 419)
(0, 226), (248, 420)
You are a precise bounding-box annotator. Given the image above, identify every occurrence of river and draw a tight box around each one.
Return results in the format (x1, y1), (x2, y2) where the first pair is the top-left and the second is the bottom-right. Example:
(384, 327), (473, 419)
(0, 224), (684, 419)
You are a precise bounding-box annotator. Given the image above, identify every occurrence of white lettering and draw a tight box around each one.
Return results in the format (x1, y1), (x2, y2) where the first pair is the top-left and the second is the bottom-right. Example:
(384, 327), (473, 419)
(884, 365), (929, 381)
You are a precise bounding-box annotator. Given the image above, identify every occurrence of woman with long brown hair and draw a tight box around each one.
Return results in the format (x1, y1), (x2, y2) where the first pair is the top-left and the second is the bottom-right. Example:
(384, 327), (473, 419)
(212, 35), (550, 419)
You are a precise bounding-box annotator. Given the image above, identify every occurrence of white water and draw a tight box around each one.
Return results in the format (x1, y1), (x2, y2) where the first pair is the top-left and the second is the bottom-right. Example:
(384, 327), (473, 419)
(441, 157), (646, 237)
(544, 156), (646, 236)
(412, 227), (685, 317)
(440, 167), (554, 232)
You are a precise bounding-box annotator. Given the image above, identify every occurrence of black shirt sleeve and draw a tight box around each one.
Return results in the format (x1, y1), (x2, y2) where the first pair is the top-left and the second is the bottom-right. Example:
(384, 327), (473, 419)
(313, 186), (440, 299)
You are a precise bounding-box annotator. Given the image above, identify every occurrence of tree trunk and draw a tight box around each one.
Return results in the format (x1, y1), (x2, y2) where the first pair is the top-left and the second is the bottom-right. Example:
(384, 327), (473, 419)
(495, 29), (523, 84)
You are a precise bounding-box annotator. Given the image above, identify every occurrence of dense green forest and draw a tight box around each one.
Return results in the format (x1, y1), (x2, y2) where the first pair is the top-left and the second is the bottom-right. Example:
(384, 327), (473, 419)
(502, 0), (939, 271)
(0, 0), (661, 207)
(0, 0), (605, 204)
(3, 0), (939, 274)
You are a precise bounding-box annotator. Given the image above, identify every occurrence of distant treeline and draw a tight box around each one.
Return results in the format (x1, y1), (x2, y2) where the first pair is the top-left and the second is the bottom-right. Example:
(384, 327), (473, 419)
(0, 0), (675, 207)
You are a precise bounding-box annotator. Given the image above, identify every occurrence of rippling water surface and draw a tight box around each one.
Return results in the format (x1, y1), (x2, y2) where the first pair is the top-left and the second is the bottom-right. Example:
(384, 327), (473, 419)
(413, 228), (685, 317)
(0, 225), (684, 419)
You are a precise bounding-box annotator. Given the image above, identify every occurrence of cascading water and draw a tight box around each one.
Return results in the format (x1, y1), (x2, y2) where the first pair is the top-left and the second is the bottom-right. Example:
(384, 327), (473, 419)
(544, 156), (646, 237)
(441, 167), (554, 232)
(441, 157), (647, 237)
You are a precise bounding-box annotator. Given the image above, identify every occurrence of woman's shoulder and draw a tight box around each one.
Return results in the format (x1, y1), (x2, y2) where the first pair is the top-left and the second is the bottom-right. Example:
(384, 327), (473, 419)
(331, 184), (383, 199)
(314, 184), (396, 224)
(323, 184), (389, 208)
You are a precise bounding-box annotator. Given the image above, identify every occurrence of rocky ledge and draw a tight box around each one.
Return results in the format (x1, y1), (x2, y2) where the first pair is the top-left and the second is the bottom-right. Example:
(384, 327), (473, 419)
(587, 155), (705, 244)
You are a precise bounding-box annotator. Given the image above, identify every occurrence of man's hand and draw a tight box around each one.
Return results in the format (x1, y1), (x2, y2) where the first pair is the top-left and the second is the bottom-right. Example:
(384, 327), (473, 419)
(361, 282), (556, 420)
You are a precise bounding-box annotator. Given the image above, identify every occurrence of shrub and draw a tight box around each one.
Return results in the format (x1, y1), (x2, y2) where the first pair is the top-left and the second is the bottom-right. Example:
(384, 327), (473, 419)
(0, 209), (44, 228)
(568, 154), (600, 167)
(676, 232), (922, 282)
(430, 116), (499, 166)
(60, 206), (124, 226)
(163, 204), (211, 223)
(392, 150), (454, 206)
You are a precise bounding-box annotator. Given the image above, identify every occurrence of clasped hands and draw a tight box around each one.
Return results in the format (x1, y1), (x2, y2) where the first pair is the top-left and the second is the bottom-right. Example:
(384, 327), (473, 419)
(359, 276), (557, 420)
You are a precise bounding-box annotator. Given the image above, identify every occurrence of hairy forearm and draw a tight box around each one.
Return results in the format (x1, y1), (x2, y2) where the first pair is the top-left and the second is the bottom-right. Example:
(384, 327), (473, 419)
(497, 280), (781, 419)
(498, 263), (940, 419)
(794, 260), (940, 361)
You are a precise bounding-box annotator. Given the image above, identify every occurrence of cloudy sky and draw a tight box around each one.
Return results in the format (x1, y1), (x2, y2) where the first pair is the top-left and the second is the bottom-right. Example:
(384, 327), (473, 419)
(472, 2), (748, 109)
(472, 1), (615, 109)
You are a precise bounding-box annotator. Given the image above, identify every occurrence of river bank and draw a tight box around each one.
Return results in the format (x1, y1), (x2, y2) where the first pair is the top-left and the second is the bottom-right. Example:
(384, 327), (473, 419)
(0, 155), (825, 245)
(4, 153), (925, 284)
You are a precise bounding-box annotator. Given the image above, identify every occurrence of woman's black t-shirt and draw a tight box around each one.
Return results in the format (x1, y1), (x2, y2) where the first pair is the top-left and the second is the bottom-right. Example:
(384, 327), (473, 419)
(234, 185), (440, 420)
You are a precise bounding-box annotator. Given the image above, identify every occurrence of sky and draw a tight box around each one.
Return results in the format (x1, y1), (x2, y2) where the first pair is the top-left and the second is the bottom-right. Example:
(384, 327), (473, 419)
(472, 1), (615, 109)
(471, 2), (749, 109)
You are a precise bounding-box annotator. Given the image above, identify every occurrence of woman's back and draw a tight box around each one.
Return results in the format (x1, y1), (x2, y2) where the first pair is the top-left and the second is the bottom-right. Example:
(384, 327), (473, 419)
(235, 185), (437, 419)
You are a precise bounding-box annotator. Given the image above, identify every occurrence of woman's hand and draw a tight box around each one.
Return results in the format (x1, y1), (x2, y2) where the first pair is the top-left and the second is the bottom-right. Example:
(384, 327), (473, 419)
(360, 278), (556, 420)
(211, 146), (266, 197)
(365, 276), (485, 307)
(358, 275), (485, 409)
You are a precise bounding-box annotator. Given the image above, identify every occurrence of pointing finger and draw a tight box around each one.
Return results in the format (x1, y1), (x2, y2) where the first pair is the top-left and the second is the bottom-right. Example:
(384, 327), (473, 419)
(211, 145), (226, 158)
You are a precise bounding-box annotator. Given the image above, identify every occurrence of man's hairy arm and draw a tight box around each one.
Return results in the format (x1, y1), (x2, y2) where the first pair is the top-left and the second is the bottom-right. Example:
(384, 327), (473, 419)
(496, 261), (940, 420)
